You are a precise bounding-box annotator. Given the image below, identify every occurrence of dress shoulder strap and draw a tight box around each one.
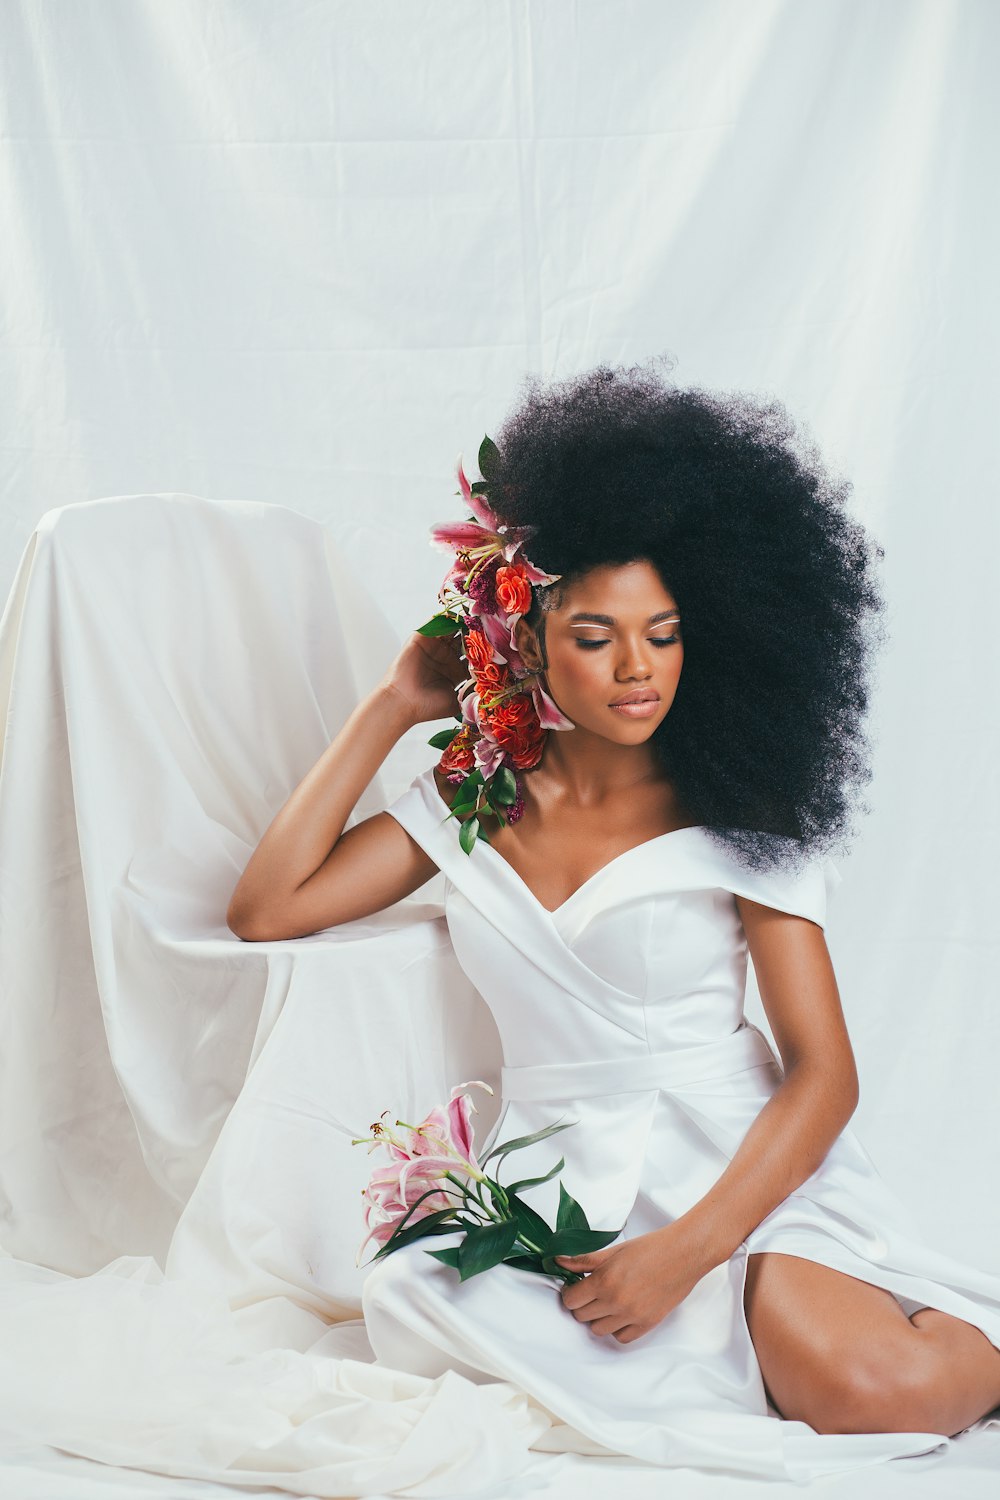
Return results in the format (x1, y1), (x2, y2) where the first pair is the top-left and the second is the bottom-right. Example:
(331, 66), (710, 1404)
(382, 764), (475, 875)
(701, 838), (843, 930)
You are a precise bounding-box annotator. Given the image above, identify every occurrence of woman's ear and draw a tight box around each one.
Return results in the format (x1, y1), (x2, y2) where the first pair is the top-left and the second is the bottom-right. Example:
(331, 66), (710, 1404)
(514, 617), (544, 672)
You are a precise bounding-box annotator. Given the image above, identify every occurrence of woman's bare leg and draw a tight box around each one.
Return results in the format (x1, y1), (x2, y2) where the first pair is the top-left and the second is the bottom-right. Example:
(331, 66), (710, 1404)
(744, 1251), (1000, 1436)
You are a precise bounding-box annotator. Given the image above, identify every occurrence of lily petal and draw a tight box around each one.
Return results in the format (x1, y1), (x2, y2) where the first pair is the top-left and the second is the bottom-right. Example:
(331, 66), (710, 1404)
(457, 456), (499, 531)
(529, 677), (575, 730)
(474, 734), (507, 779)
(430, 520), (498, 553)
(479, 610), (522, 664)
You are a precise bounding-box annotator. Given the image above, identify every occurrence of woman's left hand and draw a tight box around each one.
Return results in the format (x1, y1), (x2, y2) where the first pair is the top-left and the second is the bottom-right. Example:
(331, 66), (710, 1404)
(554, 1222), (710, 1344)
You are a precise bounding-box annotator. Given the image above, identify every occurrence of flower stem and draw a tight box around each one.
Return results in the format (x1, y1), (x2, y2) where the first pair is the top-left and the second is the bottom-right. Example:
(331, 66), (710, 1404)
(443, 1171), (497, 1224)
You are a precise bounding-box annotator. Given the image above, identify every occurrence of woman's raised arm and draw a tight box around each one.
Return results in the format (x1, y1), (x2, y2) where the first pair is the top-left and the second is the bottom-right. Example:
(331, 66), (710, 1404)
(227, 630), (466, 941)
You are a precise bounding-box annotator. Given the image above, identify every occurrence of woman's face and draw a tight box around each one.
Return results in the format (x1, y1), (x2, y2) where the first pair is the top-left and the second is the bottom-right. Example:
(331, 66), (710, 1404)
(516, 559), (684, 742)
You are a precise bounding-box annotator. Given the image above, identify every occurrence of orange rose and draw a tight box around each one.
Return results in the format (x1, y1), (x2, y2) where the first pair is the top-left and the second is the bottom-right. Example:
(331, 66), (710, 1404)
(487, 695), (535, 734)
(494, 564), (533, 618)
(438, 728), (477, 777)
(473, 660), (512, 697)
(506, 724), (545, 770)
(463, 628), (495, 674)
(487, 694), (545, 769)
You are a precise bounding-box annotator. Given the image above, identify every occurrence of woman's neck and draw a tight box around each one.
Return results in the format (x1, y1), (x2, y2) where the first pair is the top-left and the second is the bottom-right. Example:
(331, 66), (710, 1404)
(530, 730), (668, 809)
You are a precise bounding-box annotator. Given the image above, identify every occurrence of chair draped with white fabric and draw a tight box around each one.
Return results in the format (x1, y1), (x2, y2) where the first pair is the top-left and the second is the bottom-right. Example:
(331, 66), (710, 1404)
(0, 492), (502, 1335)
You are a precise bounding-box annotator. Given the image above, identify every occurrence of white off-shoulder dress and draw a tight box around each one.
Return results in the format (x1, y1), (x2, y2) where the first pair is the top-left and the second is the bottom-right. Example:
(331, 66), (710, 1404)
(363, 765), (1000, 1482)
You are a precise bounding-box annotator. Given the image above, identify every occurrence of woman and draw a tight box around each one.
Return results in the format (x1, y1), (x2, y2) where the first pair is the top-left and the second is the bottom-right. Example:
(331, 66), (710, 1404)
(229, 362), (1000, 1479)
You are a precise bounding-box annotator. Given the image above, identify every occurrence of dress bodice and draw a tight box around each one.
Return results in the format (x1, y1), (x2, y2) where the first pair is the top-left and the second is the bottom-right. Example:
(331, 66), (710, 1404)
(385, 765), (842, 1072)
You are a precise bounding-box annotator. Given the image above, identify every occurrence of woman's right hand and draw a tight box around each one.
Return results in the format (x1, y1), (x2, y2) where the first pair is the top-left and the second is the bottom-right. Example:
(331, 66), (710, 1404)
(377, 628), (469, 727)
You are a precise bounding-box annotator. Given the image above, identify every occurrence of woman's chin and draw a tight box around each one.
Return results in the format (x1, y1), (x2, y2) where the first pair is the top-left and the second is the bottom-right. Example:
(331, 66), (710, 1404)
(580, 706), (666, 742)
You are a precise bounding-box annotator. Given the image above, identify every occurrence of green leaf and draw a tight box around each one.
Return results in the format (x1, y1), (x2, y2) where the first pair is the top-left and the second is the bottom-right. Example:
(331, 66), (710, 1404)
(425, 1245), (462, 1269)
(540, 1254), (583, 1281)
(457, 1219), (520, 1281)
(469, 480), (489, 495)
(427, 728), (461, 749)
(489, 765), (518, 805)
(478, 434), (500, 480)
(505, 1156), (565, 1195)
(458, 815), (480, 855)
(556, 1180), (591, 1233)
(416, 613), (462, 637)
(482, 792), (508, 826)
(501, 1253), (565, 1279)
(504, 1188), (555, 1255)
(371, 1206), (462, 1259)
(544, 1226), (623, 1257)
(482, 1118), (575, 1168)
(455, 768), (483, 799)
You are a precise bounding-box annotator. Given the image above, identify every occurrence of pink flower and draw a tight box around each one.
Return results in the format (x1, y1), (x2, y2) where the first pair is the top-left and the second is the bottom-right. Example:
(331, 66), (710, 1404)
(429, 458), (563, 590)
(473, 727), (508, 780)
(526, 675), (575, 731)
(354, 1081), (494, 1265)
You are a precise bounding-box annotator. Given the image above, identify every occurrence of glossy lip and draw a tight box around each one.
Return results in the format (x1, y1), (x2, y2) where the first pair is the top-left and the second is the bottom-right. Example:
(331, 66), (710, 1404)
(608, 691), (660, 706)
(609, 699), (660, 718)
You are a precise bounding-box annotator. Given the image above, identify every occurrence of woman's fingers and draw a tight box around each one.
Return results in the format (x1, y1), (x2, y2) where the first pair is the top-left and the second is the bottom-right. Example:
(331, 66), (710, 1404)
(592, 1316), (630, 1338)
(562, 1289), (620, 1324)
(611, 1324), (646, 1344)
(559, 1277), (600, 1312)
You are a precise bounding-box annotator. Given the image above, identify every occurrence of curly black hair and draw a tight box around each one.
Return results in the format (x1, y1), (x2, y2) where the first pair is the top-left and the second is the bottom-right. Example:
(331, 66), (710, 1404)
(486, 357), (887, 874)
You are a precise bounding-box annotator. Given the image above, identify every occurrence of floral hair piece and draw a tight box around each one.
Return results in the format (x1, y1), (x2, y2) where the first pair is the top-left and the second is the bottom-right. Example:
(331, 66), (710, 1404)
(416, 435), (574, 854)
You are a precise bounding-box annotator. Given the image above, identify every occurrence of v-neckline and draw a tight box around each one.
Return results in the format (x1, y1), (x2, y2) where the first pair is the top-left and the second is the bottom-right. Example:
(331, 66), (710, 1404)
(476, 825), (707, 918)
(429, 774), (705, 919)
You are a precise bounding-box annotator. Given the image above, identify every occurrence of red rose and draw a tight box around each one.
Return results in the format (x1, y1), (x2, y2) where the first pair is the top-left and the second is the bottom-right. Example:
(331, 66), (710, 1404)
(463, 627), (495, 674)
(487, 694), (545, 769)
(473, 660), (512, 698)
(494, 564), (533, 618)
(438, 728), (477, 777)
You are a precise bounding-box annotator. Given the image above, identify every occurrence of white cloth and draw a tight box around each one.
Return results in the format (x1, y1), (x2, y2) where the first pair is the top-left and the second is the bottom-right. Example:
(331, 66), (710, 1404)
(0, 495), (557, 1497)
(362, 766), (1000, 1482)
(1, 494), (998, 1495)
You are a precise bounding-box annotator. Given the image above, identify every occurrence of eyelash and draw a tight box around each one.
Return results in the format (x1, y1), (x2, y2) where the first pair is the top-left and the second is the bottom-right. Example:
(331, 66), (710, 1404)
(576, 635), (679, 650)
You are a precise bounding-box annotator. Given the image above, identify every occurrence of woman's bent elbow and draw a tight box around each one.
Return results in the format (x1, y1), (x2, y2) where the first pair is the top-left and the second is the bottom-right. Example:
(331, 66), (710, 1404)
(226, 899), (272, 942)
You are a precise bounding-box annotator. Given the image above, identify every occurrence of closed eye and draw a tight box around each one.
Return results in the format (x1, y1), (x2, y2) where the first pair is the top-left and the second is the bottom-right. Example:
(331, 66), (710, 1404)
(576, 635), (679, 650)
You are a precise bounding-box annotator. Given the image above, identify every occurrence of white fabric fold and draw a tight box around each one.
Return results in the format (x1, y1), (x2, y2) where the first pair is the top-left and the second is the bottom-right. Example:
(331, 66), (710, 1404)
(0, 496), (551, 1497)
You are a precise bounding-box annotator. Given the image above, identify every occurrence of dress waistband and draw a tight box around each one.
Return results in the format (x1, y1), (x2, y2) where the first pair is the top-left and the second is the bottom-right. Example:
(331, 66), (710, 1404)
(499, 1024), (778, 1103)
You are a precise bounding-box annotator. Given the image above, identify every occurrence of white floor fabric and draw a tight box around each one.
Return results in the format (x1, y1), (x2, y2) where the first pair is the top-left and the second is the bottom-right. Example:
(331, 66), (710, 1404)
(4, 1427), (1000, 1500)
(1, 495), (997, 1498)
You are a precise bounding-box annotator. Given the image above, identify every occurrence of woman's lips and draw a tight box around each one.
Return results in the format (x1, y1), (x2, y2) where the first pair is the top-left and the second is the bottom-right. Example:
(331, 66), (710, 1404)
(608, 697), (660, 718)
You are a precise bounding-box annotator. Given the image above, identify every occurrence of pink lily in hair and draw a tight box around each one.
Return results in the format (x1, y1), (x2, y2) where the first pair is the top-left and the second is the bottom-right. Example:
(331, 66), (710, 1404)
(524, 675), (575, 731)
(473, 728), (508, 780)
(430, 458), (563, 587)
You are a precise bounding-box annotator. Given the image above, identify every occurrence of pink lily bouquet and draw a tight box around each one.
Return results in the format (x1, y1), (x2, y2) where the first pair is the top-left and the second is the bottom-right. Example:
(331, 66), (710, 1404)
(353, 1081), (621, 1285)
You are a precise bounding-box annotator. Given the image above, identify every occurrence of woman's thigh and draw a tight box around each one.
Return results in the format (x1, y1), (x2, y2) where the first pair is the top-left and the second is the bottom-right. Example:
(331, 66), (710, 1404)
(743, 1250), (947, 1435)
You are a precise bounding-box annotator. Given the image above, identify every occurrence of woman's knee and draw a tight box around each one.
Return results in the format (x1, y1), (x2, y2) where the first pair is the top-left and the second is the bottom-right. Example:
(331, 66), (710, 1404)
(361, 1235), (456, 1317)
(361, 1245), (416, 1317)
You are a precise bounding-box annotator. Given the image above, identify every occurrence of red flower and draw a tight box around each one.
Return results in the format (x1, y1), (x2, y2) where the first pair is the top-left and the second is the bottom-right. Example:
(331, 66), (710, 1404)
(463, 627), (497, 674)
(438, 727), (477, 778)
(485, 694), (546, 770)
(494, 563), (533, 618)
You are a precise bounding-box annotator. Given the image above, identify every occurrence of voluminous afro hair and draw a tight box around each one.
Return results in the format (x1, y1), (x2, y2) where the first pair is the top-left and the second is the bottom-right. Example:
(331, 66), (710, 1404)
(488, 358), (887, 874)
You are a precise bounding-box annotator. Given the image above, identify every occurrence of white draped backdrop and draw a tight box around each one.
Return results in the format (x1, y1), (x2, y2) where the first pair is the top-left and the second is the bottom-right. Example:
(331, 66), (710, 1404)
(1, 2), (998, 1496)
